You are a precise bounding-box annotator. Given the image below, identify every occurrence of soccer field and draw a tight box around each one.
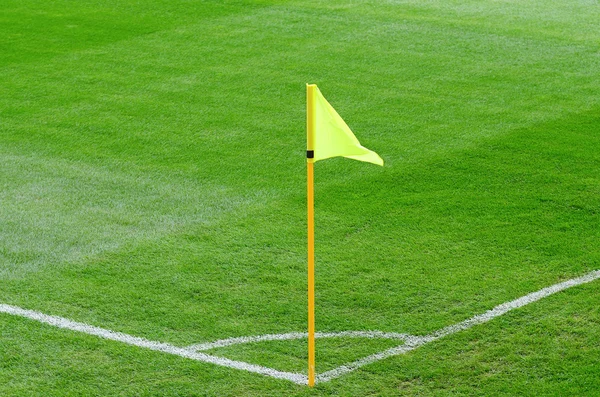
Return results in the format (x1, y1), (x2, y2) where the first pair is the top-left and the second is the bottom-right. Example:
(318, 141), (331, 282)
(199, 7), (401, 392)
(1, 0), (599, 395)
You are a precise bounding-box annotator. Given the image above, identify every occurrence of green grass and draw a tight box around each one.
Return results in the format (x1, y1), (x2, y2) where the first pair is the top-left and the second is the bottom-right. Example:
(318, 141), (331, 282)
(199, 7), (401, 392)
(1, 0), (600, 395)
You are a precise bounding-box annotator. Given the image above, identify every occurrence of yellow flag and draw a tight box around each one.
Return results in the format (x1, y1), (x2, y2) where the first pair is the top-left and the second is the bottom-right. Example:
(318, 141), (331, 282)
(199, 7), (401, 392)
(309, 85), (383, 166)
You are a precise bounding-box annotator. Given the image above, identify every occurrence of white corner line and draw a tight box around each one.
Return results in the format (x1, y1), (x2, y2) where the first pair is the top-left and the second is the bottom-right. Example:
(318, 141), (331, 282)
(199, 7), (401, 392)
(317, 269), (600, 383)
(1, 269), (599, 386)
(0, 304), (307, 385)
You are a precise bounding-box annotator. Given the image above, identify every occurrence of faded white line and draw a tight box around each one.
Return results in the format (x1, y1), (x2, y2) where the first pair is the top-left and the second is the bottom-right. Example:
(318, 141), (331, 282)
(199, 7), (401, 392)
(317, 269), (600, 383)
(188, 330), (414, 351)
(0, 304), (307, 385)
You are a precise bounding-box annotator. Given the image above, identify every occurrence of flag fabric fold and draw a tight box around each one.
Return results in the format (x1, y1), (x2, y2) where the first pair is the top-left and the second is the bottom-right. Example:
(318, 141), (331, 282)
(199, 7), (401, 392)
(309, 85), (383, 166)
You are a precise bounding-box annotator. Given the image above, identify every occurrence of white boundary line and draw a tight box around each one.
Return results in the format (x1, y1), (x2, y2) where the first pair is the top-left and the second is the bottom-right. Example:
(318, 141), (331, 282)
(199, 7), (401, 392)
(1, 269), (598, 385)
(0, 304), (307, 385)
(317, 269), (600, 382)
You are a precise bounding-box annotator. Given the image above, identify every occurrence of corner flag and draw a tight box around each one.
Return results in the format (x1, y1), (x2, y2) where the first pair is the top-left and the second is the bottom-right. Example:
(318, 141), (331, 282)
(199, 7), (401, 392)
(305, 84), (383, 387)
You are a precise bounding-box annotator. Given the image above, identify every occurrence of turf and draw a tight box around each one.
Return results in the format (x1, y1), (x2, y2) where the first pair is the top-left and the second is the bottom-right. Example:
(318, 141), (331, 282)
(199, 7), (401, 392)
(1, 0), (600, 395)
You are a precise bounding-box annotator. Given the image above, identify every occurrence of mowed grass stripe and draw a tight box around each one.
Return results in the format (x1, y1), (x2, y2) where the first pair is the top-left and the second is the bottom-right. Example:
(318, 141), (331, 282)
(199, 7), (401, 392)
(1, 2), (598, 171)
(0, 148), (276, 279)
(2, 108), (597, 344)
(0, 0), (268, 67)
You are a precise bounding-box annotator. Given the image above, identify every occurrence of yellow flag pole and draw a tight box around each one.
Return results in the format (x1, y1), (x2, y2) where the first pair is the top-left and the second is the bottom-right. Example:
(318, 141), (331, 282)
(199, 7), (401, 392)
(306, 83), (316, 387)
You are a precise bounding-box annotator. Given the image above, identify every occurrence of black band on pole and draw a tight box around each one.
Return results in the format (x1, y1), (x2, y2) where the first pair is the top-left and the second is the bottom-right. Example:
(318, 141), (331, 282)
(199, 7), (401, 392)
(307, 150), (314, 159)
